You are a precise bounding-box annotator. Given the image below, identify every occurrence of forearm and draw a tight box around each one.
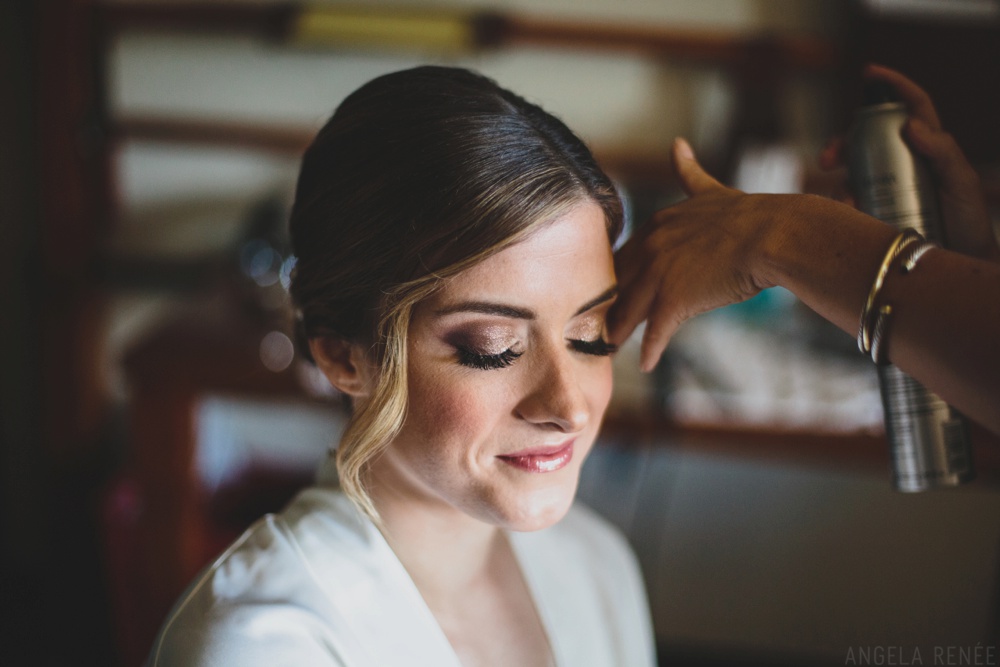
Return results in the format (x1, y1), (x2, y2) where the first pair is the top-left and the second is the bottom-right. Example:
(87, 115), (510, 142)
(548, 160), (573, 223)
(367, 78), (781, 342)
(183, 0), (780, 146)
(757, 194), (1000, 432)
(878, 248), (1000, 432)
(756, 194), (897, 335)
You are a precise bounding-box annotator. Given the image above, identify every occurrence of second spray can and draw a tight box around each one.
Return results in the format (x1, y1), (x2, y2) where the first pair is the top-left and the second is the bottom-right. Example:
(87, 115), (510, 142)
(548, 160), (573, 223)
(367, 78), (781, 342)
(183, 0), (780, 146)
(847, 80), (974, 492)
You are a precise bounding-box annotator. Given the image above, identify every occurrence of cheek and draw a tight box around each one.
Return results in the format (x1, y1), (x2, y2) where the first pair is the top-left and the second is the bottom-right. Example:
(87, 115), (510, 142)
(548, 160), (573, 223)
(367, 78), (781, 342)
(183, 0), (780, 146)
(405, 365), (503, 449)
(587, 361), (614, 416)
(416, 388), (479, 438)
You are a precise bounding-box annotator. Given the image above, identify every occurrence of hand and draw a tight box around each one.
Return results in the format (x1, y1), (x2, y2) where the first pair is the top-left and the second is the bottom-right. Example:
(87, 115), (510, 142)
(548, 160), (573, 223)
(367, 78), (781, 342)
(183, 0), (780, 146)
(608, 138), (774, 371)
(820, 64), (998, 261)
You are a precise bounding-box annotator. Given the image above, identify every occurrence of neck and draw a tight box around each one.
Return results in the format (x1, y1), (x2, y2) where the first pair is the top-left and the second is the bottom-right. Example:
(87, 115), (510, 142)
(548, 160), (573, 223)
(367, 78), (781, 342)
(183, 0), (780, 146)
(368, 457), (506, 603)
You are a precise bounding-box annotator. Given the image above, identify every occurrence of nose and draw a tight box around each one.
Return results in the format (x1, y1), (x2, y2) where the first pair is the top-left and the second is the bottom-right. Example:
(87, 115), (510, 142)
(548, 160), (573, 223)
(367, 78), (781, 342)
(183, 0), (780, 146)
(515, 346), (590, 433)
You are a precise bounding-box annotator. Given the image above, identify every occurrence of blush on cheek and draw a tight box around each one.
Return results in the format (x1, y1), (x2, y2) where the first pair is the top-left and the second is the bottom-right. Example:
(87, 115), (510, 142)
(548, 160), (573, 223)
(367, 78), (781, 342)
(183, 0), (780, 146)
(424, 391), (480, 435)
(405, 369), (489, 448)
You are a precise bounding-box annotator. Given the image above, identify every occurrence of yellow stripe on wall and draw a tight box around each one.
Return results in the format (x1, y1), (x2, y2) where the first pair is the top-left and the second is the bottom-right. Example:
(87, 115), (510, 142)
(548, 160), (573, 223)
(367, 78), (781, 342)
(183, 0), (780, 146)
(290, 7), (476, 52)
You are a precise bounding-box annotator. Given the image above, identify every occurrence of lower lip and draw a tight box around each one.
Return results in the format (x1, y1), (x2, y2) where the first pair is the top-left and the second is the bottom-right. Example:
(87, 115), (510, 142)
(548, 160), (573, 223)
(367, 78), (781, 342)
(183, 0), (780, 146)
(498, 442), (574, 473)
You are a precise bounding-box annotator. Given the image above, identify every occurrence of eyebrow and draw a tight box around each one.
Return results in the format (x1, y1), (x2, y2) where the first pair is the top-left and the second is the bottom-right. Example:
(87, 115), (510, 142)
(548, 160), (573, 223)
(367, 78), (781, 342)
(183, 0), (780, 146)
(574, 285), (619, 317)
(434, 285), (618, 320)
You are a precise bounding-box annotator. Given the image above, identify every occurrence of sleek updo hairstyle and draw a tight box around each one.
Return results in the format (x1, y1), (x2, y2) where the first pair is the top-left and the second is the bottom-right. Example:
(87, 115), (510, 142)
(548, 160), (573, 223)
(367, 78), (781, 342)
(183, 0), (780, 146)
(289, 66), (623, 519)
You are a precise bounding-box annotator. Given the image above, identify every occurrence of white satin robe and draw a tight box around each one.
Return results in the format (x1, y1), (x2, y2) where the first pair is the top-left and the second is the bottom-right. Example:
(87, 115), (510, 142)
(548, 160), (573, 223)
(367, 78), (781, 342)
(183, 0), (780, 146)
(146, 486), (656, 666)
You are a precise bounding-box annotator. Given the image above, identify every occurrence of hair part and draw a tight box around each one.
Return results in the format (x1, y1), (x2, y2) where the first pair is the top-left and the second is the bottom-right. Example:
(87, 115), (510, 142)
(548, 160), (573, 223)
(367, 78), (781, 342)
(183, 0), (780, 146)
(288, 66), (622, 520)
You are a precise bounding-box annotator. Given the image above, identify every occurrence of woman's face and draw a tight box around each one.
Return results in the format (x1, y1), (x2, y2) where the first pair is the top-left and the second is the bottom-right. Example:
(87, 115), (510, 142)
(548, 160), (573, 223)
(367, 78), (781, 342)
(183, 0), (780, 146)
(369, 201), (617, 532)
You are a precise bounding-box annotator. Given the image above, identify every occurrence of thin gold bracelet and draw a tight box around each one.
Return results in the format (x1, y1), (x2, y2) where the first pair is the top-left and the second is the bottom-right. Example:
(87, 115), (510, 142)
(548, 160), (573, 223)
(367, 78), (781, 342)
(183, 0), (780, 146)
(857, 228), (924, 355)
(868, 240), (936, 365)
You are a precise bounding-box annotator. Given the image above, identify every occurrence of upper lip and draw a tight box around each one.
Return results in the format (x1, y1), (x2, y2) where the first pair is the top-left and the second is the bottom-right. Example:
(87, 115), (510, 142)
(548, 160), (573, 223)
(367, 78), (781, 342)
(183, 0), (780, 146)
(498, 440), (575, 458)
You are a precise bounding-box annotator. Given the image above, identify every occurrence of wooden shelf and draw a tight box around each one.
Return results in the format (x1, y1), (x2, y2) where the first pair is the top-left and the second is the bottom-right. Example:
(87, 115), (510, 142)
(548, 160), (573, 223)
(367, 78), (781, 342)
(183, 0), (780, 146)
(100, 2), (839, 71)
(603, 410), (1000, 486)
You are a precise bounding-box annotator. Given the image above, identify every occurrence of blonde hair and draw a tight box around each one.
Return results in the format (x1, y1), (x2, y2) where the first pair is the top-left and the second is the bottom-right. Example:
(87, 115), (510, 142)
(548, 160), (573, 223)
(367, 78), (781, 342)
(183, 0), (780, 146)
(289, 67), (622, 520)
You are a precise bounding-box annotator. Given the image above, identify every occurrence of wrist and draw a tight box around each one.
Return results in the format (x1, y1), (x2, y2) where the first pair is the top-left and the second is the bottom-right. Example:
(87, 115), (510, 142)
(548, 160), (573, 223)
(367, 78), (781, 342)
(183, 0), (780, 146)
(752, 193), (899, 335)
(745, 192), (807, 290)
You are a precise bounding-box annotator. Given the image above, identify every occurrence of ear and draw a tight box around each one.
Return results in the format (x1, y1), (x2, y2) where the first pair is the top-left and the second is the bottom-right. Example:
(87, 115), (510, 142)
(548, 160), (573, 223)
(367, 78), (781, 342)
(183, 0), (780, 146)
(308, 337), (372, 398)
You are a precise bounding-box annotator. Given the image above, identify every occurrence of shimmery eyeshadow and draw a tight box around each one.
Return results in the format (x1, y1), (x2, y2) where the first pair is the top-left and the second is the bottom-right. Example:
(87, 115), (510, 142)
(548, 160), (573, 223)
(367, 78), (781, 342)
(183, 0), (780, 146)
(567, 314), (606, 341)
(445, 325), (518, 356)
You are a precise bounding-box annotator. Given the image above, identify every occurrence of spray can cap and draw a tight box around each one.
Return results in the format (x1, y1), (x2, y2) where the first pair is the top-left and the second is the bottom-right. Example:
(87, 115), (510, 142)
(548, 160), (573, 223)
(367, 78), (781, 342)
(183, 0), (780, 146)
(863, 80), (901, 106)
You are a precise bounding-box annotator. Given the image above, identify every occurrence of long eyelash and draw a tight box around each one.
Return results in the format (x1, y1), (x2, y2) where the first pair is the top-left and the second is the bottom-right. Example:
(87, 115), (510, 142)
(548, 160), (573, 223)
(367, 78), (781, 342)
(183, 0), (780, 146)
(570, 338), (618, 357)
(457, 347), (523, 371)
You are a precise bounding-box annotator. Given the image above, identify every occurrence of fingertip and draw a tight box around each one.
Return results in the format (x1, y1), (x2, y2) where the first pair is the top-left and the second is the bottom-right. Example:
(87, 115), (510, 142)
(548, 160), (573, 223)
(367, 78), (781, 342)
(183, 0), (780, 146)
(639, 349), (655, 373)
(639, 333), (669, 373)
(863, 62), (889, 77)
(864, 63), (904, 83)
(672, 137), (723, 195)
(818, 138), (843, 171)
(639, 345), (665, 373)
(673, 136), (695, 161)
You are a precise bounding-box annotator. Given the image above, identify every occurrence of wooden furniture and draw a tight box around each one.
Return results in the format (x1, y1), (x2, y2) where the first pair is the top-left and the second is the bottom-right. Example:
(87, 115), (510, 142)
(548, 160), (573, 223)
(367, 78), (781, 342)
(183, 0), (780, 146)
(108, 296), (332, 665)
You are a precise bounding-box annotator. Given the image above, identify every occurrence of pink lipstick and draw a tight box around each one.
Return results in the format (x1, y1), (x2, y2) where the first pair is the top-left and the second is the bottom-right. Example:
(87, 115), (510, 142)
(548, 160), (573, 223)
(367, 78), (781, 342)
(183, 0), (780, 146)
(498, 441), (574, 473)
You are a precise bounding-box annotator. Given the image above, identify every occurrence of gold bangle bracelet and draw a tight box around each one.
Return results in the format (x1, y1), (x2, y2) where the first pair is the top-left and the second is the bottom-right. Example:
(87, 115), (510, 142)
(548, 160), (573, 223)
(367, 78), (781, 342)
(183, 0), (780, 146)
(857, 228), (924, 355)
(867, 240), (936, 365)
(869, 304), (893, 365)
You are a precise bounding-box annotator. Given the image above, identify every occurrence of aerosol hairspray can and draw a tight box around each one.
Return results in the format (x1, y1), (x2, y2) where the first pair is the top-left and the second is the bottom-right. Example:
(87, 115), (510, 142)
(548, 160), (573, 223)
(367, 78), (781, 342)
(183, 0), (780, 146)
(847, 80), (974, 492)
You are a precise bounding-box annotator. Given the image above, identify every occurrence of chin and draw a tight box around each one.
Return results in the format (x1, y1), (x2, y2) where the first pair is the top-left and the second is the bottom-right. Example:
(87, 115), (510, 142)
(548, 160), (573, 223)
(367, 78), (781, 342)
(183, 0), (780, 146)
(497, 482), (577, 533)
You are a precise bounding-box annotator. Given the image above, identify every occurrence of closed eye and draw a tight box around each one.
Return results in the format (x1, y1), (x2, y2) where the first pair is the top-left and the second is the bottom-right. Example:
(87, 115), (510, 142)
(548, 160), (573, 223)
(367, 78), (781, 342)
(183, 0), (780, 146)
(570, 338), (617, 357)
(457, 346), (523, 371)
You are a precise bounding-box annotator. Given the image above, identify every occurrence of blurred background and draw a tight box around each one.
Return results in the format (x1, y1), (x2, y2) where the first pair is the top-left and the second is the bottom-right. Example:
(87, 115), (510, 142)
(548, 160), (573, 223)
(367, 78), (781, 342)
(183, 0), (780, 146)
(3, 0), (1000, 665)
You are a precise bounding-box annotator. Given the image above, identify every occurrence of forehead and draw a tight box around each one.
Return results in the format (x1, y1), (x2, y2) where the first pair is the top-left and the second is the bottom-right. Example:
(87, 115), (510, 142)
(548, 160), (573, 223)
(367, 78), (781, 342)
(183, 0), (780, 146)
(424, 201), (615, 315)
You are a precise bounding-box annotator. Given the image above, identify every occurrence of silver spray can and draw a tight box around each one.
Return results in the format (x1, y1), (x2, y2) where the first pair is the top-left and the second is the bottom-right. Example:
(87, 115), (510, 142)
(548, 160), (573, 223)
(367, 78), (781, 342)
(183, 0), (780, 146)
(847, 81), (974, 492)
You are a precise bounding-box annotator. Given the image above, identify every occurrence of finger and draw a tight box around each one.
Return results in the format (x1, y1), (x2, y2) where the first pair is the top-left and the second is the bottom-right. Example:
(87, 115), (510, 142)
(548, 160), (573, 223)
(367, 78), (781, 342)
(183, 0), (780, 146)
(864, 63), (941, 130)
(906, 118), (994, 258)
(905, 118), (977, 187)
(613, 233), (647, 290)
(607, 262), (663, 346)
(606, 307), (641, 349)
(672, 137), (724, 196)
(818, 136), (845, 171)
(639, 289), (683, 372)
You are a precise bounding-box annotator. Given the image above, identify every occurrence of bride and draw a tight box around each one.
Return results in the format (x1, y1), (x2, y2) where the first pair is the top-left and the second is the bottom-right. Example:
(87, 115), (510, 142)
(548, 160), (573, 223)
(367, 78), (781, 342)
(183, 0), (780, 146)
(148, 65), (655, 667)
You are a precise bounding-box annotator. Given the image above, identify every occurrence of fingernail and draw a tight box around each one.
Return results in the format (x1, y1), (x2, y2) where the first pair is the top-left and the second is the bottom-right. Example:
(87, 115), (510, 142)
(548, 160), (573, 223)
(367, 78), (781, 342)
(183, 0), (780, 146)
(675, 137), (694, 160)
